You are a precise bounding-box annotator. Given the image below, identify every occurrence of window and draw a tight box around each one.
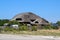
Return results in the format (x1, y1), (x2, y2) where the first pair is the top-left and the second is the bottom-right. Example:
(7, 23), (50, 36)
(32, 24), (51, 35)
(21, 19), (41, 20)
(35, 21), (39, 23)
(41, 24), (44, 26)
(31, 19), (35, 22)
(16, 18), (22, 20)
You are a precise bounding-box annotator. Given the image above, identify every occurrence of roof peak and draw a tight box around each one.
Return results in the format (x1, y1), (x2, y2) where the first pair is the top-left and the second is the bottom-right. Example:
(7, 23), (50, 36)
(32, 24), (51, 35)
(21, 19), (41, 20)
(20, 12), (34, 14)
(16, 12), (35, 16)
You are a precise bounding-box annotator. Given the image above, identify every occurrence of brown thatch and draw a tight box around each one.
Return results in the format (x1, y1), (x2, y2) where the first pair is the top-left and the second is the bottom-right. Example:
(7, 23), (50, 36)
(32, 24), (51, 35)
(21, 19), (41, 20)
(11, 12), (49, 25)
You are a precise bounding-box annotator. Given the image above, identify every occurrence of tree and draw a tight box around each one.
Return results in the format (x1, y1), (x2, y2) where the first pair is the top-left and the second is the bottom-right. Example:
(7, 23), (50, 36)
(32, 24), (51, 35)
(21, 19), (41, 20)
(0, 19), (9, 26)
(8, 20), (19, 26)
(56, 21), (60, 26)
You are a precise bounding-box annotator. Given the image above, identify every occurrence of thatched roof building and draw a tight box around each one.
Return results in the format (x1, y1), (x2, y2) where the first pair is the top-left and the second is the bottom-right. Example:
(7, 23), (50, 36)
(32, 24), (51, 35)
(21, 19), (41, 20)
(11, 12), (49, 25)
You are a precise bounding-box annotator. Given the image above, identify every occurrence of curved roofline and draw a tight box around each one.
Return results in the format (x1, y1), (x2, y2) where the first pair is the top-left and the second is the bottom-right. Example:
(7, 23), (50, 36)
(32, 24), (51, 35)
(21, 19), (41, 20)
(12, 12), (41, 19)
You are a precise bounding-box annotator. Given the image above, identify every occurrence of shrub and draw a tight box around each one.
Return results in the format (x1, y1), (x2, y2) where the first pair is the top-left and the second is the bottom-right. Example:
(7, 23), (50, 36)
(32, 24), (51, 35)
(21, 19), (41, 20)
(52, 26), (58, 29)
(56, 21), (60, 26)
(19, 25), (28, 31)
(3, 27), (11, 31)
(31, 26), (37, 31)
(8, 20), (19, 26)
(0, 19), (9, 26)
(42, 26), (52, 29)
(3, 26), (18, 32)
(0, 27), (2, 32)
(42, 25), (58, 29)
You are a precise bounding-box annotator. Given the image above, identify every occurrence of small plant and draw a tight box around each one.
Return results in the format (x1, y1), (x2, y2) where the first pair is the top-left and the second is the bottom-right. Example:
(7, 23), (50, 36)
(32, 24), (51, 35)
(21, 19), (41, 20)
(31, 26), (37, 31)
(42, 26), (51, 29)
(8, 20), (19, 26)
(19, 24), (28, 31)
(42, 25), (58, 29)
(0, 27), (2, 33)
(3, 26), (17, 32)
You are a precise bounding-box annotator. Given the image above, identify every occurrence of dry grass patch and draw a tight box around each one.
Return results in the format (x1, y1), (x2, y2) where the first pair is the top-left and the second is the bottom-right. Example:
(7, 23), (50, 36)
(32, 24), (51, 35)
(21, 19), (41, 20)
(19, 30), (60, 36)
(1, 29), (60, 36)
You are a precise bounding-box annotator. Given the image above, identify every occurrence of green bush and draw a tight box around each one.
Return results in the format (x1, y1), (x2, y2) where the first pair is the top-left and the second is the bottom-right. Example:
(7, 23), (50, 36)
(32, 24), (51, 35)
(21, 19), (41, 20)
(31, 26), (37, 31)
(42, 25), (58, 29)
(51, 26), (58, 29)
(0, 19), (9, 26)
(3, 27), (11, 31)
(19, 25), (28, 31)
(0, 27), (2, 32)
(3, 27), (18, 32)
(8, 20), (19, 26)
(42, 26), (52, 29)
(56, 21), (60, 26)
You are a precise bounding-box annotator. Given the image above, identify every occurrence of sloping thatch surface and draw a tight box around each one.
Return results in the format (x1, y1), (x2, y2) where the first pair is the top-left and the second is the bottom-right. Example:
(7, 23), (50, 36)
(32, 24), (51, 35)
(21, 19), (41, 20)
(11, 12), (49, 25)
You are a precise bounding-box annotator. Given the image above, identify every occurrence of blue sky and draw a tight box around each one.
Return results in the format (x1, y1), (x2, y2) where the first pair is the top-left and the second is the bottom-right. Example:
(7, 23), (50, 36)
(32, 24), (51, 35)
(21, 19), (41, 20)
(0, 0), (60, 23)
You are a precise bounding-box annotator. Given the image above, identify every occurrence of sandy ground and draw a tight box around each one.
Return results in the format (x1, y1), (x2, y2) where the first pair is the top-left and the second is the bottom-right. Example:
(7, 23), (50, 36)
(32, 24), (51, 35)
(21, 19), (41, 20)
(0, 34), (60, 40)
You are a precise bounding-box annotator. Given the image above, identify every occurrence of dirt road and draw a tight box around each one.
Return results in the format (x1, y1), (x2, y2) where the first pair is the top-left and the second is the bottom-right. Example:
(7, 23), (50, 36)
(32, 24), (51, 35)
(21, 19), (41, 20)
(0, 34), (60, 40)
